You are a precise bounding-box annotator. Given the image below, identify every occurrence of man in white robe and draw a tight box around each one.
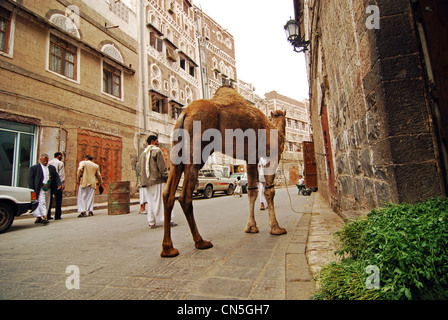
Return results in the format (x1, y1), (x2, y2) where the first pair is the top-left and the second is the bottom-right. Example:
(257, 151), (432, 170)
(77, 155), (102, 217)
(258, 157), (268, 210)
(139, 135), (176, 228)
(28, 153), (62, 224)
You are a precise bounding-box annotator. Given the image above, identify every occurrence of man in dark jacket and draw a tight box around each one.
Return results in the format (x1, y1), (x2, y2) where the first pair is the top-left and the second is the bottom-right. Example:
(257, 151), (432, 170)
(28, 153), (62, 224)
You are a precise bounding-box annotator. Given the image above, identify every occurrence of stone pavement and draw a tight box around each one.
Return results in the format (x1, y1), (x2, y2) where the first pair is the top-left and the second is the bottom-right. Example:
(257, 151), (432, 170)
(285, 191), (344, 299)
(2, 188), (344, 300)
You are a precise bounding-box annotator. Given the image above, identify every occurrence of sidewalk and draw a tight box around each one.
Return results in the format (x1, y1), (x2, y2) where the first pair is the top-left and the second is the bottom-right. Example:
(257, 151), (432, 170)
(285, 191), (344, 299)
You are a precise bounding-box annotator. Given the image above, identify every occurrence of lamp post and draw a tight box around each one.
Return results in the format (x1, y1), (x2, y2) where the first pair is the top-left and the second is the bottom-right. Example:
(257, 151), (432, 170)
(284, 18), (309, 53)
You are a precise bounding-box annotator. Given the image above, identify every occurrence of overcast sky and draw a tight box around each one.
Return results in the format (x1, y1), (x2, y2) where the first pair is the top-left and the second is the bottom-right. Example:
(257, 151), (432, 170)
(196, 0), (310, 102)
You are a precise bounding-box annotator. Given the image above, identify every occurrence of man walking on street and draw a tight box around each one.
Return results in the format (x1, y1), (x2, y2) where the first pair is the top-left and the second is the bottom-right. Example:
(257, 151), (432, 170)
(47, 152), (65, 220)
(29, 153), (62, 225)
(77, 155), (102, 218)
(139, 135), (176, 228)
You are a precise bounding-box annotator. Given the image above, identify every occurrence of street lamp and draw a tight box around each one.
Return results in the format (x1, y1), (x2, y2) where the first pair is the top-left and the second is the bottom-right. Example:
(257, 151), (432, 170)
(284, 18), (309, 53)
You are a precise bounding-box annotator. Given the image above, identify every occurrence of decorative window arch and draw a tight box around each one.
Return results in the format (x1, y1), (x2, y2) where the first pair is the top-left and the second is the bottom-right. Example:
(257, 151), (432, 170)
(219, 61), (225, 73)
(216, 31), (222, 42)
(227, 67), (234, 79)
(225, 38), (232, 49)
(49, 14), (80, 38)
(101, 44), (124, 63)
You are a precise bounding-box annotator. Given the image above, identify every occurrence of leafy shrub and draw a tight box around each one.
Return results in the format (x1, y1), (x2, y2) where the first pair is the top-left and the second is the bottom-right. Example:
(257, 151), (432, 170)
(314, 198), (448, 300)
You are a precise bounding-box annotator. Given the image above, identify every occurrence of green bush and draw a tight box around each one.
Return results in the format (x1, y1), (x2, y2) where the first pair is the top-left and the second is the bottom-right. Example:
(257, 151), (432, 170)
(313, 198), (448, 300)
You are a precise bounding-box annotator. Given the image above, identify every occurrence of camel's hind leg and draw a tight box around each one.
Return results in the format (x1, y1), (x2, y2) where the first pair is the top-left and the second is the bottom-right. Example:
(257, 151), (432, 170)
(179, 163), (213, 250)
(161, 163), (183, 257)
(245, 164), (259, 233)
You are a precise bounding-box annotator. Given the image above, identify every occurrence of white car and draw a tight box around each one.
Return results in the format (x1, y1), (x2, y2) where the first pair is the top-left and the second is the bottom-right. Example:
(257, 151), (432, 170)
(0, 186), (38, 233)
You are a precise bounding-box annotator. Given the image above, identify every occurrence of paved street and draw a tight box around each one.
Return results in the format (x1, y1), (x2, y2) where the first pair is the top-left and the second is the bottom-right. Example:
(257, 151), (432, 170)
(0, 187), (342, 300)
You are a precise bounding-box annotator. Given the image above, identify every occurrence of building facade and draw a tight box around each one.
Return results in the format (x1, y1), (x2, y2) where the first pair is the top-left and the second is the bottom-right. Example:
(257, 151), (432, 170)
(1, 0), (139, 196)
(265, 91), (311, 185)
(0, 0), (239, 197)
(295, 0), (448, 216)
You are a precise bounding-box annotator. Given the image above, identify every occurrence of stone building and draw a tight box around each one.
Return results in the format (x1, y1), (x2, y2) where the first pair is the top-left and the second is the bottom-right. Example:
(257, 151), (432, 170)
(197, 7), (237, 99)
(143, 0), (199, 152)
(0, 0), (139, 196)
(0, 0), (238, 198)
(294, 0), (448, 216)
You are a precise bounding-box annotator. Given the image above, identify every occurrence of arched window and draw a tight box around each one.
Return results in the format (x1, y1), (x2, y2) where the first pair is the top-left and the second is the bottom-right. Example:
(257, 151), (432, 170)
(101, 44), (123, 63)
(49, 14), (80, 38)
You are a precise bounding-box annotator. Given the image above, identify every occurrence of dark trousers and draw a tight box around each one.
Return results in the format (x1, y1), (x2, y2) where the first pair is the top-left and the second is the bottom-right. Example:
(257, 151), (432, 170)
(47, 188), (63, 219)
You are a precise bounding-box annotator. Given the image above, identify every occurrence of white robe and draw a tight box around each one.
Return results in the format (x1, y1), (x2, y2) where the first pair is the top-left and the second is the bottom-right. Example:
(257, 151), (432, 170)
(146, 183), (172, 226)
(77, 186), (95, 213)
(33, 187), (50, 218)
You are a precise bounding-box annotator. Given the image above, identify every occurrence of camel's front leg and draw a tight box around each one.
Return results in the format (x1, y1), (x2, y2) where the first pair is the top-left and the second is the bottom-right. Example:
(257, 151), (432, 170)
(264, 175), (287, 235)
(245, 164), (259, 233)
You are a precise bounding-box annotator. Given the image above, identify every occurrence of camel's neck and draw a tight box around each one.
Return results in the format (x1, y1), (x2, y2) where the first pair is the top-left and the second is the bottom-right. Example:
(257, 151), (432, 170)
(272, 117), (286, 152)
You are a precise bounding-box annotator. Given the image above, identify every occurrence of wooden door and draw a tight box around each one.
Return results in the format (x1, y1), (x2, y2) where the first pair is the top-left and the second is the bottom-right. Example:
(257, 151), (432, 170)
(302, 141), (318, 188)
(77, 129), (122, 194)
(417, 0), (448, 194)
(320, 105), (335, 194)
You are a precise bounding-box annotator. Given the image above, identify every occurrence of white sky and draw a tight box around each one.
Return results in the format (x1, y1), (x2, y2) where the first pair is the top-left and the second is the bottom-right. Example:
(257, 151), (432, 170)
(196, 0), (310, 102)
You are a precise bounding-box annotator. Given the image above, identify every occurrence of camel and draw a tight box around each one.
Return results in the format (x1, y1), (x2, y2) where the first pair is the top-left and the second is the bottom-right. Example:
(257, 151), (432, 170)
(161, 86), (287, 257)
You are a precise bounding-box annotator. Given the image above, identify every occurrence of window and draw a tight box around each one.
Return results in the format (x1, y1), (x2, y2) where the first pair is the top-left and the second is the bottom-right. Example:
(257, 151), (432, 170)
(189, 65), (195, 77)
(150, 31), (163, 52)
(49, 34), (77, 79)
(0, 7), (12, 53)
(171, 103), (182, 120)
(0, 119), (36, 187)
(152, 93), (168, 114)
(103, 62), (122, 98)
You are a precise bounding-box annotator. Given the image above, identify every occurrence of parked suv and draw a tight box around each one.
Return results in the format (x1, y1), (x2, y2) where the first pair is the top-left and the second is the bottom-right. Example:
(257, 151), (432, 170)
(0, 186), (38, 233)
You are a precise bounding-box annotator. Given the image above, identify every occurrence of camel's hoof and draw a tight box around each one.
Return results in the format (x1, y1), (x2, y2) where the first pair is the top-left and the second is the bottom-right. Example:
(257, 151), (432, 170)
(195, 240), (213, 250)
(160, 247), (180, 258)
(270, 227), (287, 235)
(245, 226), (259, 234)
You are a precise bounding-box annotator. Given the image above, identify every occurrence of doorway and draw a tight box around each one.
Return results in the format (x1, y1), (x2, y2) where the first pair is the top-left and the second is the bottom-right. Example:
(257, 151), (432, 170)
(77, 129), (122, 194)
(415, 0), (448, 195)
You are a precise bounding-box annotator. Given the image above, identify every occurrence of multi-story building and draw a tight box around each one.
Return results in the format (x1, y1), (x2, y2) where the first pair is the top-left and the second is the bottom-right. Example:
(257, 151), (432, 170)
(143, 0), (200, 153)
(237, 82), (312, 184)
(0, 0), (140, 196)
(197, 7), (237, 99)
(265, 91), (311, 184)
(0, 0), (238, 197)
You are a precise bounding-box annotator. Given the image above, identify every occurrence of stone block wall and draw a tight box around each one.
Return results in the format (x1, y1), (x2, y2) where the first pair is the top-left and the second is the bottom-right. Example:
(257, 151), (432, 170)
(303, 0), (445, 215)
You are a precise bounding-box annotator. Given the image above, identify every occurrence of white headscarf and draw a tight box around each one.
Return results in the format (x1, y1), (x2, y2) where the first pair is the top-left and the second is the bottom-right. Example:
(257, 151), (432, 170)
(144, 144), (159, 178)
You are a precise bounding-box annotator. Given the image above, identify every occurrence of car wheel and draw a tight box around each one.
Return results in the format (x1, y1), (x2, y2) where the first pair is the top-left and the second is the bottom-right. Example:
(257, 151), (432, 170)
(203, 185), (213, 199)
(226, 184), (234, 195)
(0, 203), (15, 234)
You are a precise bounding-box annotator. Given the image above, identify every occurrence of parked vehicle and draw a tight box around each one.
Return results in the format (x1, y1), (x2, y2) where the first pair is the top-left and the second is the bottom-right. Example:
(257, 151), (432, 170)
(178, 169), (235, 199)
(230, 172), (248, 193)
(0, 186), (38, 233)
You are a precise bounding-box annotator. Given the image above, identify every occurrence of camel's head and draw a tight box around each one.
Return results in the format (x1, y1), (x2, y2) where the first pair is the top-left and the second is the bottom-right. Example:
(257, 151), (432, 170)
(270, 110), (287, 131)
(270, 110), (287, 146)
